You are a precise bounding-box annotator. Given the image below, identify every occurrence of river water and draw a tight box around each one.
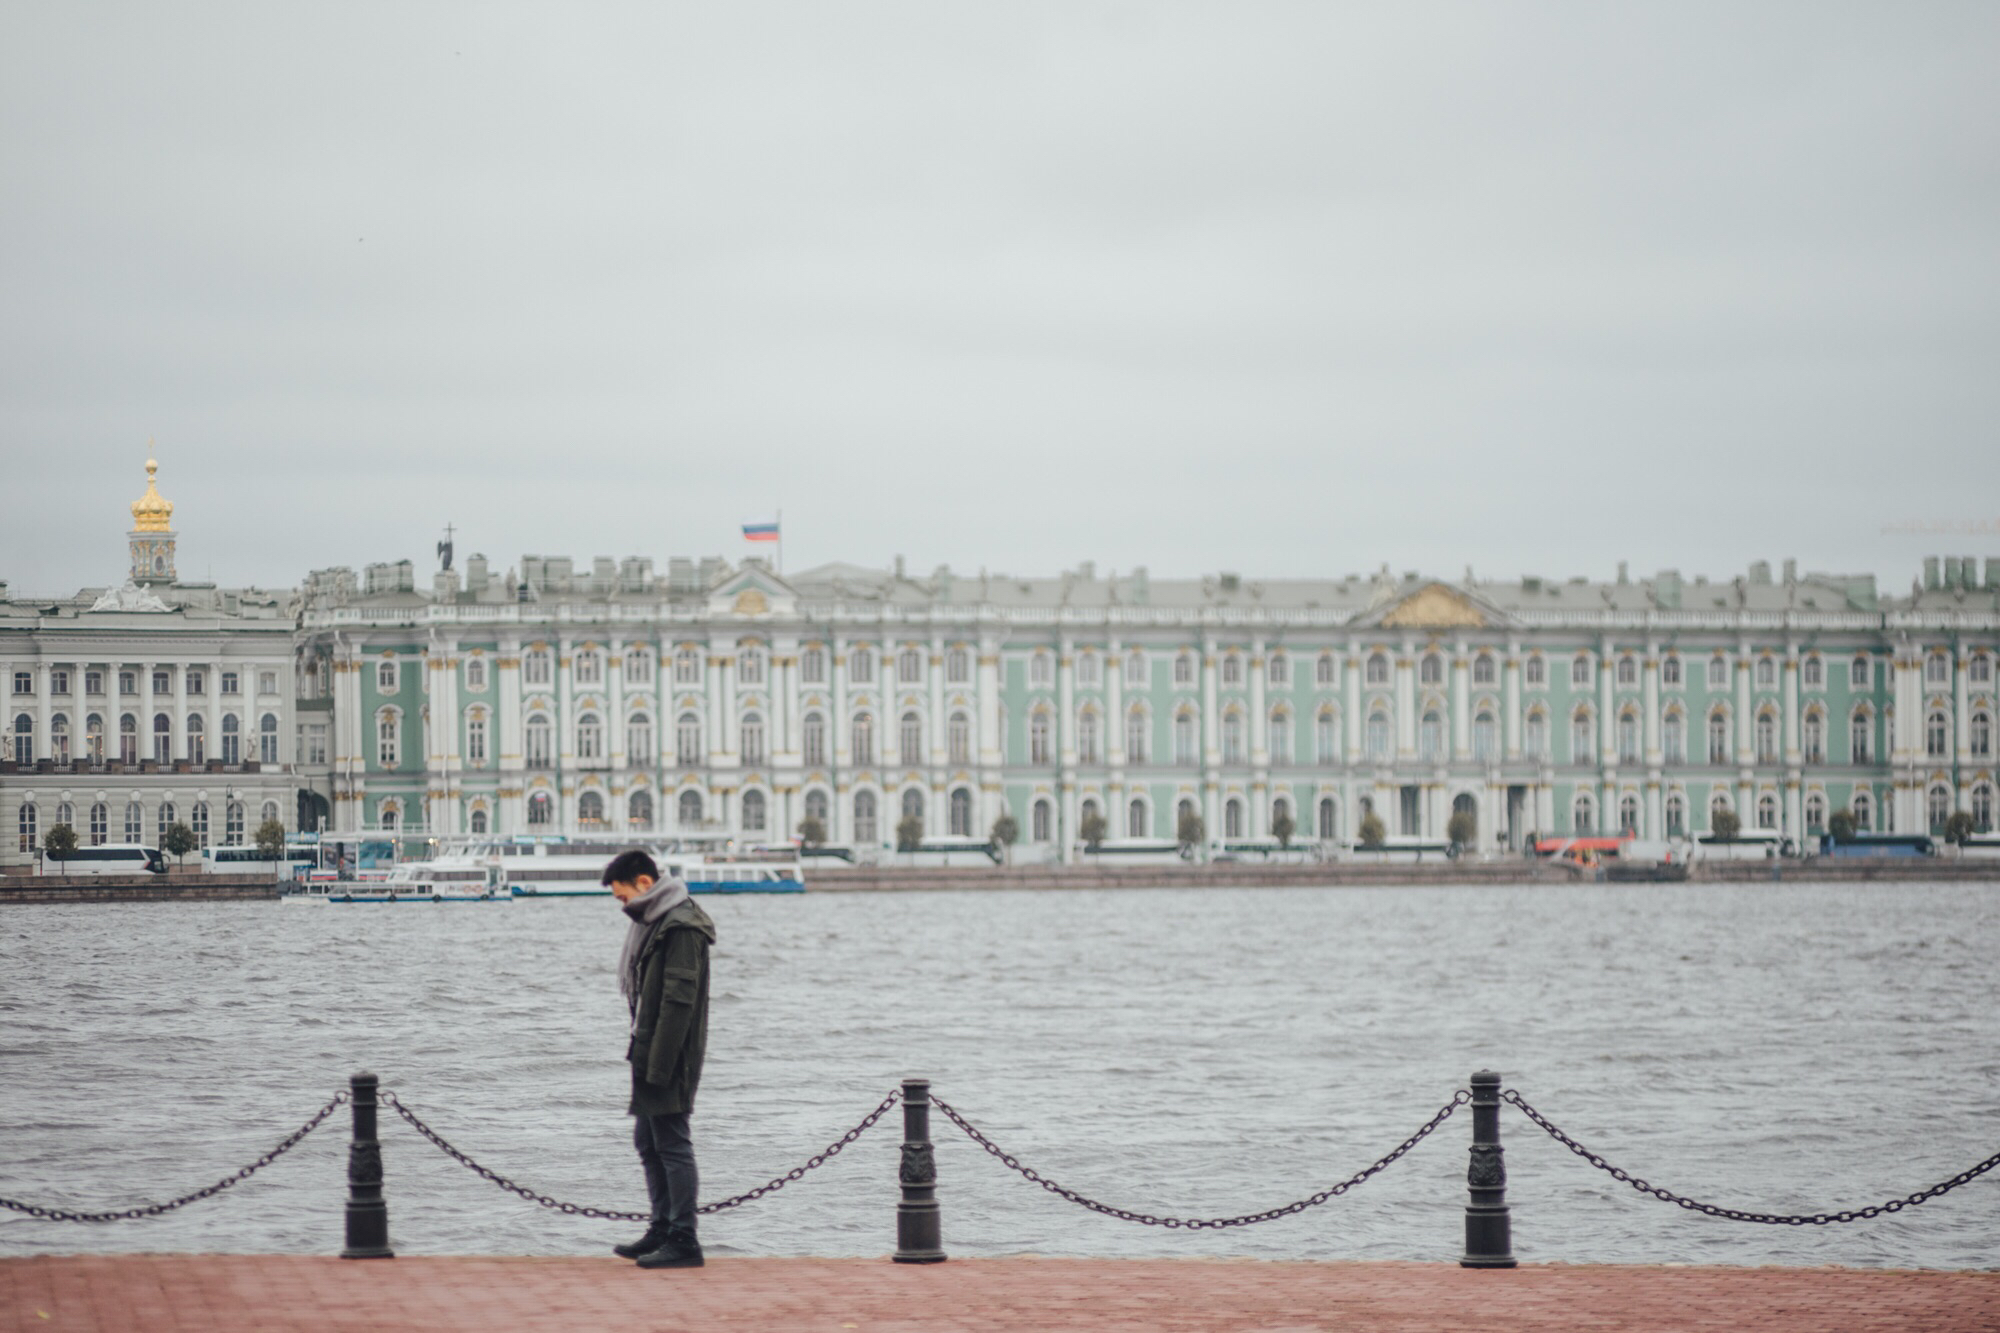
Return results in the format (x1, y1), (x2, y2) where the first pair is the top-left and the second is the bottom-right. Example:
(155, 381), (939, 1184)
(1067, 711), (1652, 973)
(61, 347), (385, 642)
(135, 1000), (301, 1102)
(0, 882), (1995, 1268)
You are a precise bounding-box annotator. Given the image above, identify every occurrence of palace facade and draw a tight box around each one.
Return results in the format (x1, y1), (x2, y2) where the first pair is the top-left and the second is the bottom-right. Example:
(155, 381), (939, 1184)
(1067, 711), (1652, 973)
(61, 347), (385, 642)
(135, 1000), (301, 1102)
(4, 461), (1997, 867)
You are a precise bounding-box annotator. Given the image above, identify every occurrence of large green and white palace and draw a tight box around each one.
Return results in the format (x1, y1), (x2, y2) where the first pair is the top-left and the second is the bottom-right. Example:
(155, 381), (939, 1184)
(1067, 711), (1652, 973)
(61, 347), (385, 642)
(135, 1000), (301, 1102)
(3, 458), (1997, 867)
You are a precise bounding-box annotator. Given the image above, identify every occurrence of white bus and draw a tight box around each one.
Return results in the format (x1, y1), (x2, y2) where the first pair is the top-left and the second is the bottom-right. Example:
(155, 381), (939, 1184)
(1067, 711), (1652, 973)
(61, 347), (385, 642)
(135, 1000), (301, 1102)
(203, 846), (315, 877)
(46, 844), (168, 876)
(1691, 829), (1797, 861)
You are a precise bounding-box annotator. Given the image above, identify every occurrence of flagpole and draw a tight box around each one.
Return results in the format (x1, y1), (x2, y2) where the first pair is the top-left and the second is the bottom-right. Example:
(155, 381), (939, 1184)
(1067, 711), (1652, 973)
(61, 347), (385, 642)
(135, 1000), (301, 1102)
(777, 508), (783, 576)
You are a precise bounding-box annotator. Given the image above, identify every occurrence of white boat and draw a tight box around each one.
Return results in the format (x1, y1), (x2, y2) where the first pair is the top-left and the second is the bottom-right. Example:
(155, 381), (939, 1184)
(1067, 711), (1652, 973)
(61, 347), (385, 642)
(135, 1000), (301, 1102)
(481, 836), (805, 898)
(281, 855), (505, 904)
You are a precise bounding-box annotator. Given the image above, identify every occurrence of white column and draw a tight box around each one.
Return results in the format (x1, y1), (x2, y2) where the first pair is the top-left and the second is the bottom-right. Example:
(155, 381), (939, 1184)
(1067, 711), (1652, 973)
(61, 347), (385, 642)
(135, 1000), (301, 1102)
(1642, 649), (1661, 764)
(497, 642), (522, 833)
(1394, 644), (1415, 758)
(1248, 639), (1267, 766)
(1503, 643), (1521, 759)
(607, 648), (627, 770)
(1598, 642), (1616, 768)
(1343, 646), (1361, 764)
(714, 645), (736, 766)
(1451, 647), (1471, 760)
(140, 661), (157, 765)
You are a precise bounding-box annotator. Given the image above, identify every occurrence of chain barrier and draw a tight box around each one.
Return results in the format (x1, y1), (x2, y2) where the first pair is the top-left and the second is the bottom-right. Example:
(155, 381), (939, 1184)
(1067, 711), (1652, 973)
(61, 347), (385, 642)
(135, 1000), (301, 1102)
(1502, 1089), (2000, 1225)
(380, 1087), (902, 1221)
(0, 1090), (351, 1223)
(929, 1090), (1471, 1229)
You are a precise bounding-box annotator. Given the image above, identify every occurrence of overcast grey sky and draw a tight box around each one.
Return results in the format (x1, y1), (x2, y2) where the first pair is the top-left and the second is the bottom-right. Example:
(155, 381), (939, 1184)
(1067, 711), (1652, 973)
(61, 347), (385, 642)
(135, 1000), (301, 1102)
(3, 2), (1996, 594)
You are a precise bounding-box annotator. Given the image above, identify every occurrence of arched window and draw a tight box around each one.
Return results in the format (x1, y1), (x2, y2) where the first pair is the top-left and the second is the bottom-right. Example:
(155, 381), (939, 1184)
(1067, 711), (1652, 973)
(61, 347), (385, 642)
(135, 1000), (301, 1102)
(1709, 791), (1732, 829)
(1524, 710), (1547, 759)
(1802, 655), (1823, 687)
(1366, 709), (1391, 760)
(1755, 657), (1776, 688)
(469, 807), (489, 834)
(1224, 797), (1244, 838)
(1031, 798), (1052, 842)
(1619, 794), (1639, 834)
(678, 789), (704, 830)
(578, 790), (605, 828)
(1971, 782), (1993, 832)
(1663, 712), (1685, 764)
(17, 801), (36, 853)
(1318, 796), (1339, 840)
(898, 647), (923, 684)
(804, 789), (828, 825)
(1927, 785), (1952, 832)
(377, 659), (399, 692)
(224, 800), (245, 846)
(902, 788), (924, 821)
(676, 713), (702, 767)
(853, 790), (878, 843)
(1267, 653), (1288, 686)
(1221, 711), (1244, 763)
(1173, 712), (1196, 765)
(1473, 711), (1496, 762)
(1068, 708), (1097, 763)
(628, 789), (653, 830)
(946, 647), (970, 684)
(674, 647), (701, 684)
(1708, 709), (1730, 764)
(1613, 656), (1635, 686)
(1076, 651), (1100, 687)
(1755, 712), (1778, 763)
(119, 713), (138, 765)
(1316, 653), (1336, 687)
(1316, 709), (1338, 765)
(626, 712), (652, 763)
(1972, 710), (1993, 759)
(526, 713), (552, 768)
(1125, 649), (1147, 686)
(851, 713), (875, 766)
(259, 713), (279, 764)
(1366, 652), (1390, 685)
(1926, 709), (1950, 759)
(1852, 790), (1874, 832)
(1756, 792), (1778, 830)
(803, 712), (826, 766)
(1926, 652), (1949, 685)
(1618, 712), (1640, 763)
(151, 713), (171, 765)
(88, 801), (108, 845)
(524, 649), (552, 686)
(123, 801), (143, 842)
(900, 711), (923, 766)
(739, 648), (767, 686)
(576, 712), (603, 761)
(1419, 710), (1443, 761)
(370, 711), (392, 768)
(260, 799), (279, 828)
(575, 649), (603, 686)
(1662, 655), (1682, 686)
(1028, 712), (1051, 765)
(466, 655), (489, 690)
(528, 792), (553, 827)
(1570, 709), (1594, 763)
(1805, 792), (1827, 832)
(1472, 653), (1495, 685)
(1524, 655), (1545, 687)
(949, 788), (973, 837)
(1269, 709), (1291, 765)
(800, 646), (826, 684)
(1127, 797), (1148, 838)
(1221, 653), (1242, 686)
(948, 712), (971, 765)
(1707, 656), (1729, 690)
(184, 714), (204, 765)
(1174, 652), (1195, 686)
(1850, 708), (1874, 764)
(191, 801), (211, 846)
(156, 801), (175, 843)
(1802, 711), (1825, 764)
(741, 712), (766, 765)
(84, 714), (104, 764)
(741, 789), (767, 832)
(1571, 793), (1595, 834)
(1124, 708), (1148, 764)
(55, 801), (74, 835)
(1665, 792), (1686, 837)
(1028, 651), (1051, 687)
(1571, 655), (1592, 687)
(1972, 655), (1993, 686)
(1850, 655), (1871, 690)
(1420, 653), (1443, 686)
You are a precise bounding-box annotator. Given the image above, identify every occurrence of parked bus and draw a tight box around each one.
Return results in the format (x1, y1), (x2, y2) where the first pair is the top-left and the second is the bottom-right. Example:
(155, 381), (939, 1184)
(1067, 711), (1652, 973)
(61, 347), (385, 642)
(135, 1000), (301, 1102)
(1692, 829), (1797, 861)
(1818, 833), (1938, 859)
(45, 844), (167, 876)
(1350, 835), (1457, 863)
(202, 846), (316, 877)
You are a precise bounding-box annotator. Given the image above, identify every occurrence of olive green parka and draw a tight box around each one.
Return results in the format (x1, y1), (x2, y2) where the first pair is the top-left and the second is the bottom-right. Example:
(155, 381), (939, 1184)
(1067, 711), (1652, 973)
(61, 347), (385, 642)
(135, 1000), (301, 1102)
(626, 896), (716, 1116)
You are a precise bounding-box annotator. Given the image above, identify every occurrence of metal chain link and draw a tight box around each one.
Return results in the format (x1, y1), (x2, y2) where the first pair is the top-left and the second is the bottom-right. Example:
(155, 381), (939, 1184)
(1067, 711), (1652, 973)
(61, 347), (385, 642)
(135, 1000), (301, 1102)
(1502, 1089), (2000, 1225)
(0, 1090), (351, 1223)
(929, 1090), (1471, 1229)
(380, 1088), (901, 1220)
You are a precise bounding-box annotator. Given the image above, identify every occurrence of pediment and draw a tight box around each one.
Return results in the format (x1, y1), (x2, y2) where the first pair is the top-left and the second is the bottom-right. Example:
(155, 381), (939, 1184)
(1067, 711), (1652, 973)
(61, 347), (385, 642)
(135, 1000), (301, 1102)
(707, 564), (797, 619)
(1365, 582), (1509, 630)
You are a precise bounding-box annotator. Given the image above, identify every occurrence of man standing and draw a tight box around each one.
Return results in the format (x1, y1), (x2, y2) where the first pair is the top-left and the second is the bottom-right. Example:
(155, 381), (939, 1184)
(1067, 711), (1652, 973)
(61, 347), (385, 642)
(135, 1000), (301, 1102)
(603, 849), (716, 1269)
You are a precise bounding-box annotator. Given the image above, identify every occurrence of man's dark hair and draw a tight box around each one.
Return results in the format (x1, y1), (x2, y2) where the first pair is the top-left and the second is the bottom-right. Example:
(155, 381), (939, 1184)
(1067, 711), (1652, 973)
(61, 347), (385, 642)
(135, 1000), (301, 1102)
(602, 849), (660, 887)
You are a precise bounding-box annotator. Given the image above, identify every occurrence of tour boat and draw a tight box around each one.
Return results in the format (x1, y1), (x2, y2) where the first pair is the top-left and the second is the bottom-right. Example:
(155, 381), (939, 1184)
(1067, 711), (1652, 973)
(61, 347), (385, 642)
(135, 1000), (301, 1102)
(281, 856), (506, 903)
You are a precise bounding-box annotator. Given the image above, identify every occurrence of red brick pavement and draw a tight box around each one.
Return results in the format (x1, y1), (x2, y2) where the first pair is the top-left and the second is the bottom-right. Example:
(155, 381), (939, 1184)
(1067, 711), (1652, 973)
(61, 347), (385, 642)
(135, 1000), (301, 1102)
(3, 1255), (1995, 1333)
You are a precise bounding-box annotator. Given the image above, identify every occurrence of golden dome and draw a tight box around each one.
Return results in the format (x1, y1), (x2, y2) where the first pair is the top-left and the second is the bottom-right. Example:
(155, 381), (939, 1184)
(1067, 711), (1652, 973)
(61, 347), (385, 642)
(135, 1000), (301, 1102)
(130, 452), (174, 532)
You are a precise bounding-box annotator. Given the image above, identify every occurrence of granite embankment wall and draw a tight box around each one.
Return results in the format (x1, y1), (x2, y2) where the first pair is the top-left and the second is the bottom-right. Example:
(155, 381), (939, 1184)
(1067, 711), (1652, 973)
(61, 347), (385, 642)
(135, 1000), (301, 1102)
(0, 874), (280, 904)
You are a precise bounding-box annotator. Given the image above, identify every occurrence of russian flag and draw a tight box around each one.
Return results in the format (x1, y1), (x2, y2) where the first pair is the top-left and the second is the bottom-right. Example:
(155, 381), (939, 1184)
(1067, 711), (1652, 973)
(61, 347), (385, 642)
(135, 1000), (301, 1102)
(741, 521), (780, 543)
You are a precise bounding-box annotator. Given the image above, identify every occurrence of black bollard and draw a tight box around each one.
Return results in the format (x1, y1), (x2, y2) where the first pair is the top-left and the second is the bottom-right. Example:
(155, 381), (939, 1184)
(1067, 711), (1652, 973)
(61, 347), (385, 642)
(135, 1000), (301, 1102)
(340, 1072), (394, 1259)
(1460, 1069), (1515, 1268)
(892, 1078), (946, 1263)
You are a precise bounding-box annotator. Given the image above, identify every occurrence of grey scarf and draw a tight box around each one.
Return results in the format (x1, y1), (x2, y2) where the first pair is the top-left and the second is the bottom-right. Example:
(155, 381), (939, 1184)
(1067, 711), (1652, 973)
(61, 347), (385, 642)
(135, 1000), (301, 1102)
(618, 876), (690, 1015)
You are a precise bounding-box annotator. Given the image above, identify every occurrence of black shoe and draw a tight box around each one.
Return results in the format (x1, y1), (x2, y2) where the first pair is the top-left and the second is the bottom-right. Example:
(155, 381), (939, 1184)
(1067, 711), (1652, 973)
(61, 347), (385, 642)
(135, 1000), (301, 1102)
(613, 1221), (671, 1260)
(635, 1227), (705, 1269)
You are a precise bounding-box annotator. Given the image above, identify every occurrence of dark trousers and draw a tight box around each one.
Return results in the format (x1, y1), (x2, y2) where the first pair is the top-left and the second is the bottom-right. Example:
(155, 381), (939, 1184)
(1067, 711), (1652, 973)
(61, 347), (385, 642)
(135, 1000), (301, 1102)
(633, 1111), (699, 1234)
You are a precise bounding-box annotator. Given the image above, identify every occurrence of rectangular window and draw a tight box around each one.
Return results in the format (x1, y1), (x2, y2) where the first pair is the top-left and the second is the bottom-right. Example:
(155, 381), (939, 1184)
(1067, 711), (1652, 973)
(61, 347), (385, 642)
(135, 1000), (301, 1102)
(52, 669), (71, 695)
(467, 715), (487, 764)
(259, 671), (278, 695)
(186, 670), (205, 696)
(11, 672), (29, 695)
(120, 671), (138, 696)
(800, 648), (826, 685)
(221, 672), (240, 696)
(85, 670), (104, 696)
(152, 670), (171, 695)
(304, 724), (328, 765)
(674, 650), (701, 684)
